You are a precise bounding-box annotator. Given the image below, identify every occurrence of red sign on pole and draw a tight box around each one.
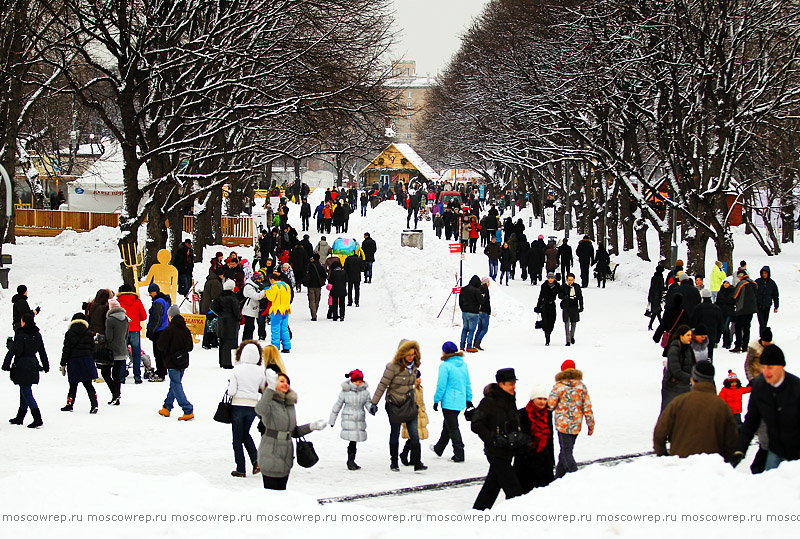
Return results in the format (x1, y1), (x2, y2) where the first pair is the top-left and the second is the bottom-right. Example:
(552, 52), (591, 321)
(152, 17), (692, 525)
(449, 243), (462, 254)
(452, 287), (462, 294)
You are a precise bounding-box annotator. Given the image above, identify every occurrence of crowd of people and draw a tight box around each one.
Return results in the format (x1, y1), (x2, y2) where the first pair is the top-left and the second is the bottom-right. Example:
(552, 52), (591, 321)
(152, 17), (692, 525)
(4, 183), (797, 507)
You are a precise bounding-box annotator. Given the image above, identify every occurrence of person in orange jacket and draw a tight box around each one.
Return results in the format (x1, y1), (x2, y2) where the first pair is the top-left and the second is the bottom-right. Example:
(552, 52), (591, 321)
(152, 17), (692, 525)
(116, 284), (147, 383)
(719, 370), (751, 426)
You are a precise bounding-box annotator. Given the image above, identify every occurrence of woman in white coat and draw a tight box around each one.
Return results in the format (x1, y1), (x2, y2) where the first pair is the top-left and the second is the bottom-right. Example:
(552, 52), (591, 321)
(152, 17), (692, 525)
(329, 369), (371, 470)
(228, 341), (267, 477)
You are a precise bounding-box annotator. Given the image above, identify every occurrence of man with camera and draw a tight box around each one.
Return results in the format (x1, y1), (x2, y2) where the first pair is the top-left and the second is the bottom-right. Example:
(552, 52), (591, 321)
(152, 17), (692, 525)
(470, 368), (525, 510)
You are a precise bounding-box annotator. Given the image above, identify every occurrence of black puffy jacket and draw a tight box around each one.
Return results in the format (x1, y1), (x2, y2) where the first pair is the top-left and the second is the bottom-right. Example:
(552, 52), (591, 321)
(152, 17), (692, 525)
(343, 254), (363, 283)
(2, 324), (49, 385)
(328, 265), (348, 297)
(754, 266), (779, 310)
(458, 276), (483, 314)
(61, 319), (95, 365)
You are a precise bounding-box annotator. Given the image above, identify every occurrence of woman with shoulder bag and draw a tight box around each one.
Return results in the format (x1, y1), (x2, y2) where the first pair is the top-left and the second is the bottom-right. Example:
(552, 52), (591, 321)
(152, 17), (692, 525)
(255, 370), (327, 490)
(660, 324), (696, 412)
(368, 339), (426, 472)
(228, 341), (267, 477)
(157, 305), (194, 420)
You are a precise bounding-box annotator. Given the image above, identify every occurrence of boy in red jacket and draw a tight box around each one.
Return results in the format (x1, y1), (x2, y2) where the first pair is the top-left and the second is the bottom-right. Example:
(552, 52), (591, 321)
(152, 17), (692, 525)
(719, 370), (751, 426)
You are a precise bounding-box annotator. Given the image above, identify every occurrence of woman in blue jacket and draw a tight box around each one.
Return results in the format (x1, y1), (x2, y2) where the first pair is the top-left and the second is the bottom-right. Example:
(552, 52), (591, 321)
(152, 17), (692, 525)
(431, 341), (473, 462)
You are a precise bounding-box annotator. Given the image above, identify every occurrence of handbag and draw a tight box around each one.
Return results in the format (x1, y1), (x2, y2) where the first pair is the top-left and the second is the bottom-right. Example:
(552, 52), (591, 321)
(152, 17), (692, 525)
(296, 436), (319, 468)
(659, 309), (685, 349)
(213, 391), (232, 424)
(644, 308), (652, 318)
(492, 426), (532, 455)
(534, 313), (544, 330)
(93, 335), (115, 367)
(387, 391), (418, 423)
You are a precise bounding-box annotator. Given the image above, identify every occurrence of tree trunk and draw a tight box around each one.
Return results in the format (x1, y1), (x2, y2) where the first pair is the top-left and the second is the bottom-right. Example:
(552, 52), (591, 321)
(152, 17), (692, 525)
(227, 177), (243, 215)
(211, 188), (223, 244)
(714, 231), (734, 277)
(658, 228), (673, 265)
(619, 187), (634, 251)
(781, 171), (795, 244)
(194, 190), (213, 262)
(685, 228), (709, 277)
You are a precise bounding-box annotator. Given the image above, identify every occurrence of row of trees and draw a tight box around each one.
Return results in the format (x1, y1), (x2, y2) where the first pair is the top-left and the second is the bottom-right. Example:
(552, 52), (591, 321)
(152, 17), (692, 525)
(421, 0), (800, 273)
(1, 0), (394, 273)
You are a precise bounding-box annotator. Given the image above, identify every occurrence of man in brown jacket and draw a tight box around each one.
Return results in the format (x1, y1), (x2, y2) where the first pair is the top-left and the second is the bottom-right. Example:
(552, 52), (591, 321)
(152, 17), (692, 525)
(653, 360), (738, 460)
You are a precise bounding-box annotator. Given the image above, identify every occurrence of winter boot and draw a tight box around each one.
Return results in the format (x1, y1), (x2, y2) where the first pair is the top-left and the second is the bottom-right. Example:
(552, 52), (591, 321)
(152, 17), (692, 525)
(89, 393), (99, 414)
(399, 441), (412, 466)
(411, 442), (427, 471)
(61, 398), (74, 412)
(474, 339), (483, 351)
(9, 406), (26, 425)
(346, 443), (361, 471)
(27, 408), (43, 429)
(389, 440), (400, 472)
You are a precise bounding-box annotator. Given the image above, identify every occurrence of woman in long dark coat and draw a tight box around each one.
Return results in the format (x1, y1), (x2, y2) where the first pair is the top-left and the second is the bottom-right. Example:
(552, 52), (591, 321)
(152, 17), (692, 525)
(514, 385), (554, 493)
(647, 265), (666, 330)
(535, 273), (560, 346)
(3, 313), (49, 428)
(59, 313), (98, 413)
(211, 279), (242, 369)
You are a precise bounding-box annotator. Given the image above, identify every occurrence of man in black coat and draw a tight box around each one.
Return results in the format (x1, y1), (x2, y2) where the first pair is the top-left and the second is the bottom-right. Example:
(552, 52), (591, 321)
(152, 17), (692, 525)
(288, 245), (308, 292)
(471, 368), (523, 511)
(754, 265), (779, 331)
(304, 254), (326, 321)
(558, 239), (573, 282)
(575, 235), (594, 288)
(733, 345), (800, 470)
(648, 265), (666, 330)
(442, 208), (457, 241)
(691, 289), (724, 360)
(732, 269), (758, 353)
(362, 233), (377, 283)
(299, 198), (311, 232)
(528, 236), (546, 285)
(343, 252), (363, 307)
(675, 272), (701, 318)
(458, 275), (483, 352)
(328, 260), (348, 321)
(560, 273), (584, 346)
(173, 239), (194, 296)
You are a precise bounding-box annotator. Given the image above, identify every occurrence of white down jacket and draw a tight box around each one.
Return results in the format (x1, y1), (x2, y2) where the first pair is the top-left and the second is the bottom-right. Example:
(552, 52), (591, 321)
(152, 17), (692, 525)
(242, 279), (266, 318)
(227, 353), (267, 406)
(329, 380), (371, 442)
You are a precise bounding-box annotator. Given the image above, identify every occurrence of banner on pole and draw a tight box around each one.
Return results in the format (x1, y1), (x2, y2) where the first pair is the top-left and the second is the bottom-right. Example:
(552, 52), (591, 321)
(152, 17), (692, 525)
(452, 287), (462, 294)
(449, 243), (462, 254)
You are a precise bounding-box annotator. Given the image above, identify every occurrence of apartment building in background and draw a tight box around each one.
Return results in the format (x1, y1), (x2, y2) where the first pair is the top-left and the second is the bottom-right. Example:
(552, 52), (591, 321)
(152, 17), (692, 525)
(385, 60), (437, 146)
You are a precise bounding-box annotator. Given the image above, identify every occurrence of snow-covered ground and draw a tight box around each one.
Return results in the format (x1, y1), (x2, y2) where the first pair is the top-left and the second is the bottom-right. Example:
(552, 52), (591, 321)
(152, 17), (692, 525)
(1, 191), (798, 538)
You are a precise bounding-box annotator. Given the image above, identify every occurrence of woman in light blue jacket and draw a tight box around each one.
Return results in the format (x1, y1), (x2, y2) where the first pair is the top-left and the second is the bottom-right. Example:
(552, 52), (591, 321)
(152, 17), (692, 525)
(431, 341), (473, 462)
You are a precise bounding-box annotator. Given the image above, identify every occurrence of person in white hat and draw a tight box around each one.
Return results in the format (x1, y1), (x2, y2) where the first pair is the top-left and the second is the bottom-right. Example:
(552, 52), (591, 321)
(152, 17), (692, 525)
(513, 384), (554, 493)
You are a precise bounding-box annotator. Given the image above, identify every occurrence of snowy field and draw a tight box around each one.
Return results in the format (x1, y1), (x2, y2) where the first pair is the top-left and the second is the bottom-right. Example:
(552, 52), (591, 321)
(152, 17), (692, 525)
(1, 189), (798, 538)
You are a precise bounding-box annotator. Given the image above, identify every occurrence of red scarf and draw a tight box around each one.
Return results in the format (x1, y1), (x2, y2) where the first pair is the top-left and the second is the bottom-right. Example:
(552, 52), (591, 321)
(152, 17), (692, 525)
(526, 401), (550, 453)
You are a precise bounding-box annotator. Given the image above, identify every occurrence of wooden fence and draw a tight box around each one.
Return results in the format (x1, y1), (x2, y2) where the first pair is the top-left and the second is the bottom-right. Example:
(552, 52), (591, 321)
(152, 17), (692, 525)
(15, 209), (253, 246)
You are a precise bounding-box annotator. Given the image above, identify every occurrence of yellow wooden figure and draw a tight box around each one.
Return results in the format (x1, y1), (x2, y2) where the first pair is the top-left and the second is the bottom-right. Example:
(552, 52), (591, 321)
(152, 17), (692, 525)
(138, 249), (178, 304)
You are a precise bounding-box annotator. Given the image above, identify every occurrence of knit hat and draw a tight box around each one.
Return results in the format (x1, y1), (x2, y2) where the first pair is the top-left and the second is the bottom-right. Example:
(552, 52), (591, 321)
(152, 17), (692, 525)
(167, 305), (181, 318)
(723, 276), (733, 286)
(346, 369), (364, 383)
(726, 370), (740, 383)
(148, 283), (160, 293)
(676, 259), (684, 267)
(223, 279), (236, 291)
(692, 360), (715, 383)
(215, 251), (223, 258)
(16, 284), (27, 294)
(480, 277), (490, 285)
(546, 272), (556, 279)
(656, 265), (665, 273)
(737, 268), (748, 277)
(693, 324), (708, 336)
(561, 360), (576, 371)
(495, 368), (517, 383)
(678, 272), (690, 281)
(529, 384), (549, 401)
(700, 288), (712, 299)
(538, 234), (544, 239)
(108, 298), (121, 309)
(760, 344), (786, 366)
(715, 261), (723, 268)
(71, 312), (88, 322)
(118, 283), (133, 293)
(760, 326), (773, 343)
(442, 341), (459, 355)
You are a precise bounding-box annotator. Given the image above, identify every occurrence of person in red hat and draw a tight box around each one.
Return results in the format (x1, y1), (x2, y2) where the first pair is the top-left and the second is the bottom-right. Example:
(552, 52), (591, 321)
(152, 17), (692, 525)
(548, 360), (594, 478)
(718, 370), (751, 426)
(329, 369), (371, 470)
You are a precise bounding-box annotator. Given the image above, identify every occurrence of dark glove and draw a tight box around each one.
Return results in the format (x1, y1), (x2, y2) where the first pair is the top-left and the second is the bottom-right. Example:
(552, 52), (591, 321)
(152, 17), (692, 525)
(579, 308), (584, 312)
(729, 451), (744, 468)
(466, 401), (474, 409)
(6, 337), (13, 351)
(533, 306), (541, 314)
(42, 366), (49, 373)
(368, 403), (378, 416)
(34, 306), (41, 314)
(433, 402), (439, 412)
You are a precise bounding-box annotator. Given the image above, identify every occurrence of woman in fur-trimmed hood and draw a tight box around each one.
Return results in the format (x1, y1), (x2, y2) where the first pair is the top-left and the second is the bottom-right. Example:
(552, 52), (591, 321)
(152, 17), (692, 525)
(369, 339), (426, 471)
(548, 360), (594, 479)
(59, 313), (99, 413)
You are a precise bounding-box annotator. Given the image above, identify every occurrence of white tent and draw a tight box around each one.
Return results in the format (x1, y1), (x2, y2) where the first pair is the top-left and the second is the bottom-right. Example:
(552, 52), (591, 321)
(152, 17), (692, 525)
(67, 143), (149, 212)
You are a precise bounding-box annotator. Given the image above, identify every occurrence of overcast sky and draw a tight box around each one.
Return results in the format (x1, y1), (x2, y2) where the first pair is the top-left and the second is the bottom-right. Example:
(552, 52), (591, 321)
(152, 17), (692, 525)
(391, 0), (490, 76)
